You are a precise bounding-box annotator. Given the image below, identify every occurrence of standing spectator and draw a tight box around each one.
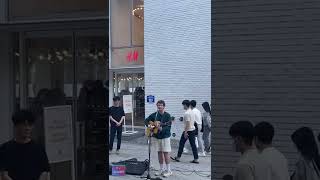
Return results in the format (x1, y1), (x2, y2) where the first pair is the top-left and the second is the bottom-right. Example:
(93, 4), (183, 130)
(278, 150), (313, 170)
(1, 110), (50, 180)
(229, 121), (271, 180)
(291, 127), (320, 180)
(190, 100), (206, 157)
(254, 122), (290, 180)
(202, 102), (212, 153)
(109, 96), (125, 153)
(172, 100), (199, 163)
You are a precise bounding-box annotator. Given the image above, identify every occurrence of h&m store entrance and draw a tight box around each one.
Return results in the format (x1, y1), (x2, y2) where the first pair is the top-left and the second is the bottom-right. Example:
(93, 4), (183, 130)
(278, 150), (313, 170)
(109, 0), (145, 126)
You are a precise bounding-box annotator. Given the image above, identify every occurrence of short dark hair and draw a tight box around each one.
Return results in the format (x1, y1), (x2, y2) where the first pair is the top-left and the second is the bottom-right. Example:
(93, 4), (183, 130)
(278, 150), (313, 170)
(229, 121), (255, 145)
(190, 100), (197, 107)
(182, 100), (190, 107)
(12, 110), (35, 126)
(254, 122), (274, 144)
(156, 100), (166, 106)
(113, 96), (120, 101)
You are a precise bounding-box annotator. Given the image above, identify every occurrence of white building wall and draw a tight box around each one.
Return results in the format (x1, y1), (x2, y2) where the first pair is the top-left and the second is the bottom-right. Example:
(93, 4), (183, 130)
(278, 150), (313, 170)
(144, 0), (211, 139)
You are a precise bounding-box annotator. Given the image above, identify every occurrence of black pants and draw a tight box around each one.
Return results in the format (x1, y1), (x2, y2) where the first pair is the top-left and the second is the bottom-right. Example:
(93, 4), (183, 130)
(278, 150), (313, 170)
(177, 130), (198, 159)
(109, 125), (122, 150)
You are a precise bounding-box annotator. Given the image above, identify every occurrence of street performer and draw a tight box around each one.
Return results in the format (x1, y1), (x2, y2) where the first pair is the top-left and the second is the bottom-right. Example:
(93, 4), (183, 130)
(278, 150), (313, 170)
(145, 100), (173, 177)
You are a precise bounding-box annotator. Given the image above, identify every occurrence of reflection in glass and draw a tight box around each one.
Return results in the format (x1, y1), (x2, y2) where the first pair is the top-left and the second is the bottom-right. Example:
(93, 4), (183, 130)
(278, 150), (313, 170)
(26, 37), (72, 147)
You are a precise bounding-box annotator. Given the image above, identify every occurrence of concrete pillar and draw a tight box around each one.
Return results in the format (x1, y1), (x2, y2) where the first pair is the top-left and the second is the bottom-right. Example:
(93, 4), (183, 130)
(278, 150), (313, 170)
(109, 70), (114, 106)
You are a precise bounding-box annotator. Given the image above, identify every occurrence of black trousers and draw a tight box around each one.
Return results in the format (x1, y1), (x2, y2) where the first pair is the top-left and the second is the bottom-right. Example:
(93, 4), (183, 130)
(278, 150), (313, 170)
(109, 125), (122, 150)
(177, 130), (198, 159)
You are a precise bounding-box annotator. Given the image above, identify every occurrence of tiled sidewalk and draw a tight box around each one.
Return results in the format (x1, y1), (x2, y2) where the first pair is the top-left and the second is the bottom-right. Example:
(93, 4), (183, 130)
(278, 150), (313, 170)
(109, 139), (211, 180)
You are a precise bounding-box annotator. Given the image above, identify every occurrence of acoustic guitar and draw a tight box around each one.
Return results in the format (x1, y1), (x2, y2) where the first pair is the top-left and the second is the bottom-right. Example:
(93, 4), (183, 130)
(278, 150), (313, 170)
(146, 114), (174, 137)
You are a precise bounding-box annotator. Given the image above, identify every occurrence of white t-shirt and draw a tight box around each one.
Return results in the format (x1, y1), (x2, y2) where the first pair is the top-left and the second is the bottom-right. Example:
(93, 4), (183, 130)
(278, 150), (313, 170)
(184, 109), (195, 132)
(234, 148), (272, 180)
(192, 108), (202, 124)
(260, 147), (290, 180)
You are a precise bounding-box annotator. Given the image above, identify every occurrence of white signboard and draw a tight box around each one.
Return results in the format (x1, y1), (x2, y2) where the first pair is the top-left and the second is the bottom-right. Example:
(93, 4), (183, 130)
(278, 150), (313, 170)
(123, 95), (133, 113)
(43, 105), (74, 163)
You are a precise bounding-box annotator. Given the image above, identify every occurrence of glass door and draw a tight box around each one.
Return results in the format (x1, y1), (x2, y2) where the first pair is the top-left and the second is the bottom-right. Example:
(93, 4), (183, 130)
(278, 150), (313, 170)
(75, 30), (108, 180)
(20, 29), (108, 180)
(25, 32), (74, 180)
(113, 72), (144, 126)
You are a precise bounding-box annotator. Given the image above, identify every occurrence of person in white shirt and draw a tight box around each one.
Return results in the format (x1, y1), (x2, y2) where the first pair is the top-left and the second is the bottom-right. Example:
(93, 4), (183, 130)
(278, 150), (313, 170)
(190, 100), (206, 157)
(172, 100), (199, 163)
(254, 122), (290, 180)
(229, 121), (271, 180)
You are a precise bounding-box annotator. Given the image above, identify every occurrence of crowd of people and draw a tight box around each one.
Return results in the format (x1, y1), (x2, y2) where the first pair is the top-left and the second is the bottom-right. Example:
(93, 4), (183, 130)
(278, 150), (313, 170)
(226, 121), (320, 180)
(109, 98), (212, 178)
(109, 96), (320, 180)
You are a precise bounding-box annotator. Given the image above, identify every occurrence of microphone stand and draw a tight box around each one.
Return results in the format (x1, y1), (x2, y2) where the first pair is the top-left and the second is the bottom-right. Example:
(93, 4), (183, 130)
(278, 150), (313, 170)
(140, 128), (162, 180)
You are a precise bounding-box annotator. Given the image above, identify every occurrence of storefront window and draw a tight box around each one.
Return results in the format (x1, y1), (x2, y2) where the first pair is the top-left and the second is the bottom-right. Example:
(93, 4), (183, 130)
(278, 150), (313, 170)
(27, 37), (73, 101)
(22, 32), (108, 180)
(26, 36), (73, 180)
(110, 0), (131, 48)
(76, 34), (108, 177)
(132, 0), (144, 46)
(110, 0), (144, 126)
(77, 36), (108, 96)
(114, 73), (145, 126)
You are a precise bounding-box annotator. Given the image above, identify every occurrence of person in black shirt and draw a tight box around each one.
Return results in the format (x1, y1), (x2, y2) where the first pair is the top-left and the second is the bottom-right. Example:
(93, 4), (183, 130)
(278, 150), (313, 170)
(109, 96), (125, 153)
(1, 110), (50, 180)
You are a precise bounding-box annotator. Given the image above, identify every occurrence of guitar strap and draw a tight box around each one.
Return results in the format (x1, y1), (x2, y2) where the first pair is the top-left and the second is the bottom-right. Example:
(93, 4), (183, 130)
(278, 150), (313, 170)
(155, 111), (172, 127)
(155, 111), (159, 122)
(155, 111), (166, 126)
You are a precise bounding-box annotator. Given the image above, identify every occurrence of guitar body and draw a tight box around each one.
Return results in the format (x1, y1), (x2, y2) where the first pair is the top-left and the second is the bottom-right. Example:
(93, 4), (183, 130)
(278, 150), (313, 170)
(146, 121), (160, 137)
(145, 113), (174, 137)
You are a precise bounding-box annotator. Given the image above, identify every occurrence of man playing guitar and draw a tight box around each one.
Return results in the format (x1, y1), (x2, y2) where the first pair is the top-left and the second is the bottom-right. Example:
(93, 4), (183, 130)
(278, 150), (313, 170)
(145, 100), (173, 177)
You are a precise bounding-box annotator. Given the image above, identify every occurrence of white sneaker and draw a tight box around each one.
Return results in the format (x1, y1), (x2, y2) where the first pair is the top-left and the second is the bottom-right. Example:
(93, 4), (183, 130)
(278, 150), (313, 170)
(163, 170), (173, 177)
(198, 152), (206, 157)
(183, 148), (189, 154)
(155, 170), (165, 176)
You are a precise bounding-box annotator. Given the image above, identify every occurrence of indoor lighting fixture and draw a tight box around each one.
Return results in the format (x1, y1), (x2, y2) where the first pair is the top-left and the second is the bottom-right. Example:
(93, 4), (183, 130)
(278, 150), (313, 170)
(132, 0), (144, 20)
